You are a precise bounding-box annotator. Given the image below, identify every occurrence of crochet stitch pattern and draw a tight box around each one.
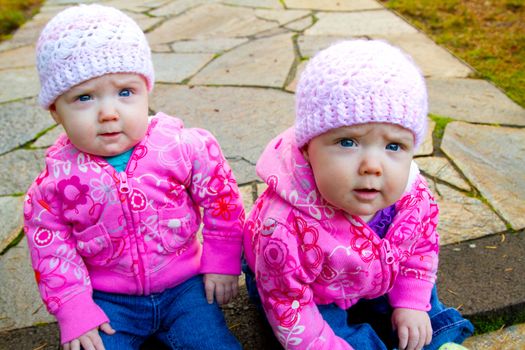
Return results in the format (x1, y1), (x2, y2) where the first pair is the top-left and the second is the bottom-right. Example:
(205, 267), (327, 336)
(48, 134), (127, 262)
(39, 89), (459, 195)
(36, 4), (154, 109)
(295, 40), (428, 148)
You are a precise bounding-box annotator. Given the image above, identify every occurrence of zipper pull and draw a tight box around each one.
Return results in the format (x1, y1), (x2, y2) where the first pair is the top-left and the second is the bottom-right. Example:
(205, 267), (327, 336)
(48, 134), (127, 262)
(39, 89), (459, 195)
(383, 240), (395, 265)
(119, 172), (131, 194)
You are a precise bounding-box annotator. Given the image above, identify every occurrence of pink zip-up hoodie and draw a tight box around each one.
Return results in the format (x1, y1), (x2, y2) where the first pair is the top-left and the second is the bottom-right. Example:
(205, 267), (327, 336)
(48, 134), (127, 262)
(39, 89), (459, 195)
(243, 127), (439, 349)
(23, 113), (245, 343)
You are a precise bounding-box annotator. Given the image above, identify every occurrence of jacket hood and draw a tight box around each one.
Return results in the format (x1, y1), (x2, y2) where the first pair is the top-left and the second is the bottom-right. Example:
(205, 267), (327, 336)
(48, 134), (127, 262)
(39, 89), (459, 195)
(255, 127), (420, 221)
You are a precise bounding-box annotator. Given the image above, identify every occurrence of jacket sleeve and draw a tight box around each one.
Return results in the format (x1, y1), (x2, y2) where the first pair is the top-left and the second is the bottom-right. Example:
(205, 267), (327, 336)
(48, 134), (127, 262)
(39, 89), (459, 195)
(388, 178), (439, 311)
(254, 223), (353, 350)
(182, 128), (245, 275)
(23, 182), (108, 344)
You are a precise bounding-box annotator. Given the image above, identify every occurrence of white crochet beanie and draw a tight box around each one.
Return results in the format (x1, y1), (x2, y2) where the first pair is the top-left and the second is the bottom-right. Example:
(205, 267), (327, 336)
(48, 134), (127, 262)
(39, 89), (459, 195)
(36, 4), (154, 109)
(295, 40), (428, 148)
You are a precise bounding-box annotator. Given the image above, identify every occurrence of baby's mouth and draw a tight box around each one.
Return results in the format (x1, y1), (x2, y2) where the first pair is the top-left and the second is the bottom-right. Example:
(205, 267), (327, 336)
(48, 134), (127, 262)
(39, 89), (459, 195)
(353, 188), (380, 200)
(100, 132), (120, 137)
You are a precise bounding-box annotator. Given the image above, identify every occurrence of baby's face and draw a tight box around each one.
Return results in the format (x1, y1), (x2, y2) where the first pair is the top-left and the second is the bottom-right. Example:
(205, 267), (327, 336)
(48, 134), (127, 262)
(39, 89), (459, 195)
(302, 123), (415, 221)
(49, 73), (149, 157)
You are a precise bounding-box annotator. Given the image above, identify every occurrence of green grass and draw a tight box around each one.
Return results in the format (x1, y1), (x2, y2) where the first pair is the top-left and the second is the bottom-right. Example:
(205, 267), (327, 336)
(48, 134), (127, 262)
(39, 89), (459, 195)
(381, 0), (525, 108)
(0, 0), (44, 42)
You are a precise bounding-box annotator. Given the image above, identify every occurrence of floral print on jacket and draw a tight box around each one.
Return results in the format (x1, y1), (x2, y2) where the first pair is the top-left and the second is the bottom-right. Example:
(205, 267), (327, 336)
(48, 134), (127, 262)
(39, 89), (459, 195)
(243, 127), (439, 350)
(24, 113), (245, 343)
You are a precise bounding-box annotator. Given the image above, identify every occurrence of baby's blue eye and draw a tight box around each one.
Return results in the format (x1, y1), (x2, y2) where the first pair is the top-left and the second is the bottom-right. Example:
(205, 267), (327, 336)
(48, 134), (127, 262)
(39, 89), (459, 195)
(340, 139), (356, 148)
(78, 94), (91, 102)
(386, 143), (400, 151)
(119, 89), (132, 97)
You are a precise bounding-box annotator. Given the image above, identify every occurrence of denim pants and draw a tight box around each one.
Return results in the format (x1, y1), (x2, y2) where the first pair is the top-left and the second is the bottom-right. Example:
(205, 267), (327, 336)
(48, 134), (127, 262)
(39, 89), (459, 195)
(243, 262), (473, 349)
(93, 275), (241, 350)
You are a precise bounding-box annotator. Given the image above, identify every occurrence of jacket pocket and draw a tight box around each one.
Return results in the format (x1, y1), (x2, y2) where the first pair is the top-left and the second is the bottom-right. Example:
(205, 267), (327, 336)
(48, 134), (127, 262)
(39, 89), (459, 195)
(74, 223), (114, 266)
(158, 207), (198, 254)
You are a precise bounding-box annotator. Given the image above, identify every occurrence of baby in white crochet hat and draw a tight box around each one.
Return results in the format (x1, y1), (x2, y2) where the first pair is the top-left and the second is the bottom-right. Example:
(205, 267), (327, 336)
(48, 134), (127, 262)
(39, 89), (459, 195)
(27, 4), (244, 350)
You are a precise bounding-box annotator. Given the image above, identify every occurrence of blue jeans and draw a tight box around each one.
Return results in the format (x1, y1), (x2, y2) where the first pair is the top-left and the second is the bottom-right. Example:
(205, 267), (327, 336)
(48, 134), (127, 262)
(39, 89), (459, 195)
(93, 275), (241, 350)
(243, 262), (473, 349)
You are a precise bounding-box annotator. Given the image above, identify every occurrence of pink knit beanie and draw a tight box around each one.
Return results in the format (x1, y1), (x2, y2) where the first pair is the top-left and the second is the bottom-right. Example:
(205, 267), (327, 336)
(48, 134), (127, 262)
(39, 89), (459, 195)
(36, 4), (154, 109)
(295, 40), (428, 148)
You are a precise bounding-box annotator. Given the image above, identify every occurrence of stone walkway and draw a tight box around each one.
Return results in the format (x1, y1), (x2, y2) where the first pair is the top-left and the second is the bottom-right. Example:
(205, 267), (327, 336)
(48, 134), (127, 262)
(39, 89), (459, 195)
(0, 0), (524, 349)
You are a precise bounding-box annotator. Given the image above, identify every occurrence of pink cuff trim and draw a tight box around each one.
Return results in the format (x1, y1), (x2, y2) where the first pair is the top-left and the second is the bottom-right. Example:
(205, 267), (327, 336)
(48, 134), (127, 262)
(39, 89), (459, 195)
(388, 277), (433, 311)
(55, 292), (109, 344)
(200, 238), (242, 275)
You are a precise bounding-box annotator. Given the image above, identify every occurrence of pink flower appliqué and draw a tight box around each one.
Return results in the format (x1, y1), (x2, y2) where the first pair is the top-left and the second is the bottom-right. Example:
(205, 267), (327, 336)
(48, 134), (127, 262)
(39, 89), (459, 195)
(263, 237), (289, 270)
(33, 227), (54, 248)
(270, 286), (310, 328)
(292, 216), (323, 269)
(57, 176), (89, 211)
(31, 248), (67, 313)
(129, 188), (147, 211)
(208, 162), (236, 195)
(211, 194), (237, 220)
(350, 227), (380, 263)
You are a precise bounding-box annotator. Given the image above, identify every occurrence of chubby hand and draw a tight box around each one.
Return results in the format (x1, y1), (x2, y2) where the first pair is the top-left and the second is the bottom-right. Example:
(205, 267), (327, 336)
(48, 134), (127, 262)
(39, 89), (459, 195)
(203, 273), (239, 305)
(63, 322), (115, 350)
(391, 308), (432, 350)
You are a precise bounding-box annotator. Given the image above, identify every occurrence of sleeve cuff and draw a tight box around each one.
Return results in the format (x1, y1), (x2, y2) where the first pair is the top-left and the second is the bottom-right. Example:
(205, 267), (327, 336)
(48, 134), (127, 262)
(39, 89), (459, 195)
(54, 292), (109, 344)
(200, 238), (242, 275)
(388, 277), (434, 311)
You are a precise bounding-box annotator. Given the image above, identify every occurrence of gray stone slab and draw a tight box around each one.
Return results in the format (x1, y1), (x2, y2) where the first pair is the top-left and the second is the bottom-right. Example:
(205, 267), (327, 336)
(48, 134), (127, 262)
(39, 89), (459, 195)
(0, 67), (39, 104)
(442, 122), (525, 230)
(147, 3), (276, 44)
(0, 196), (24, 253)
(0, 45), (35, 70)
(149, 85), (295, 184)
(153, 52), (215, 83)
(149, 0), (218, 17)
(191, 33), (295, 88)
(171, 38), (248, 53)
(416, 157), (470, 191)
(284, 15), (314, 32)
(0, 98), (54, 154)
(223, 0), (283, 9)
(415, 119), (435, 156)
(427, 78), (525, 125)
(151, 43), (173, 53)
(297, 35), (357, 58)
(371, 33), (473, 78)
(254, 9), (309, 25)
(239, 184), (255, 214)
(306, 10), (418, 37)
(0, 238), (55, 332)
(126, 12), (163, 32)
(105, 0), (170, 12)
(285, 0), (382, 11)
(0, 149), (46, 196)
(33, 125), (63, 149)
(427, 182), (506, 245)
(464, 323), (525, 350)
(229, 158), (257, 186)
(285, 60), (306, 92)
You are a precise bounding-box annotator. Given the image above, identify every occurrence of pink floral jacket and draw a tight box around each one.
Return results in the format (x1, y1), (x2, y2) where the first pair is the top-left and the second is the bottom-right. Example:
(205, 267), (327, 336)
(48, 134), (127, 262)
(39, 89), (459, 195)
(24, 113), (245, 343)
(243, 127), (439, 349)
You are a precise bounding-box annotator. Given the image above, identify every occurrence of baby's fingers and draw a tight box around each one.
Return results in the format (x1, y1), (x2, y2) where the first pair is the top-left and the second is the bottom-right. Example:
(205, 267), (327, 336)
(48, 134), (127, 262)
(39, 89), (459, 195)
(100, 322), (116, 335)
(214, 282), (226, 305)
(204, 279), (216, 304)
(231, 279), (239, 298)
(397, 326), (409, 350)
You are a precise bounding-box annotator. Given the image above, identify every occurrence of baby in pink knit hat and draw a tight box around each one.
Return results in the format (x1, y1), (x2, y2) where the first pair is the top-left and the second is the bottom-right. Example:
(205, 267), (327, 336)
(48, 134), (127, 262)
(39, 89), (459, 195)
(243, 40), (473, 350)
(25, 4), (244, 350)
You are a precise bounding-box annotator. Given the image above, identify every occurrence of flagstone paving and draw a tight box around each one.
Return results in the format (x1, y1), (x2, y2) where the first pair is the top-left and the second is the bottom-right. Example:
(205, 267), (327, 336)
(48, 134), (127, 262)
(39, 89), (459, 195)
(0, 0), (524, 348)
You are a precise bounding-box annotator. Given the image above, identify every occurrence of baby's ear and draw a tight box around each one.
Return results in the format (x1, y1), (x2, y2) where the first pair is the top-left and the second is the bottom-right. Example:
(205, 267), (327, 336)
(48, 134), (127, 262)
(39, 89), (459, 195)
(301, 145), (310, 162)
(49, 104), (62, 124)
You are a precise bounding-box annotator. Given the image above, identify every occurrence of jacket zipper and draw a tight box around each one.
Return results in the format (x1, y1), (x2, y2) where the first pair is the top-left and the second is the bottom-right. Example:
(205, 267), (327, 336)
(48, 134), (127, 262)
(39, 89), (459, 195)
(118, 171), (146, 294)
